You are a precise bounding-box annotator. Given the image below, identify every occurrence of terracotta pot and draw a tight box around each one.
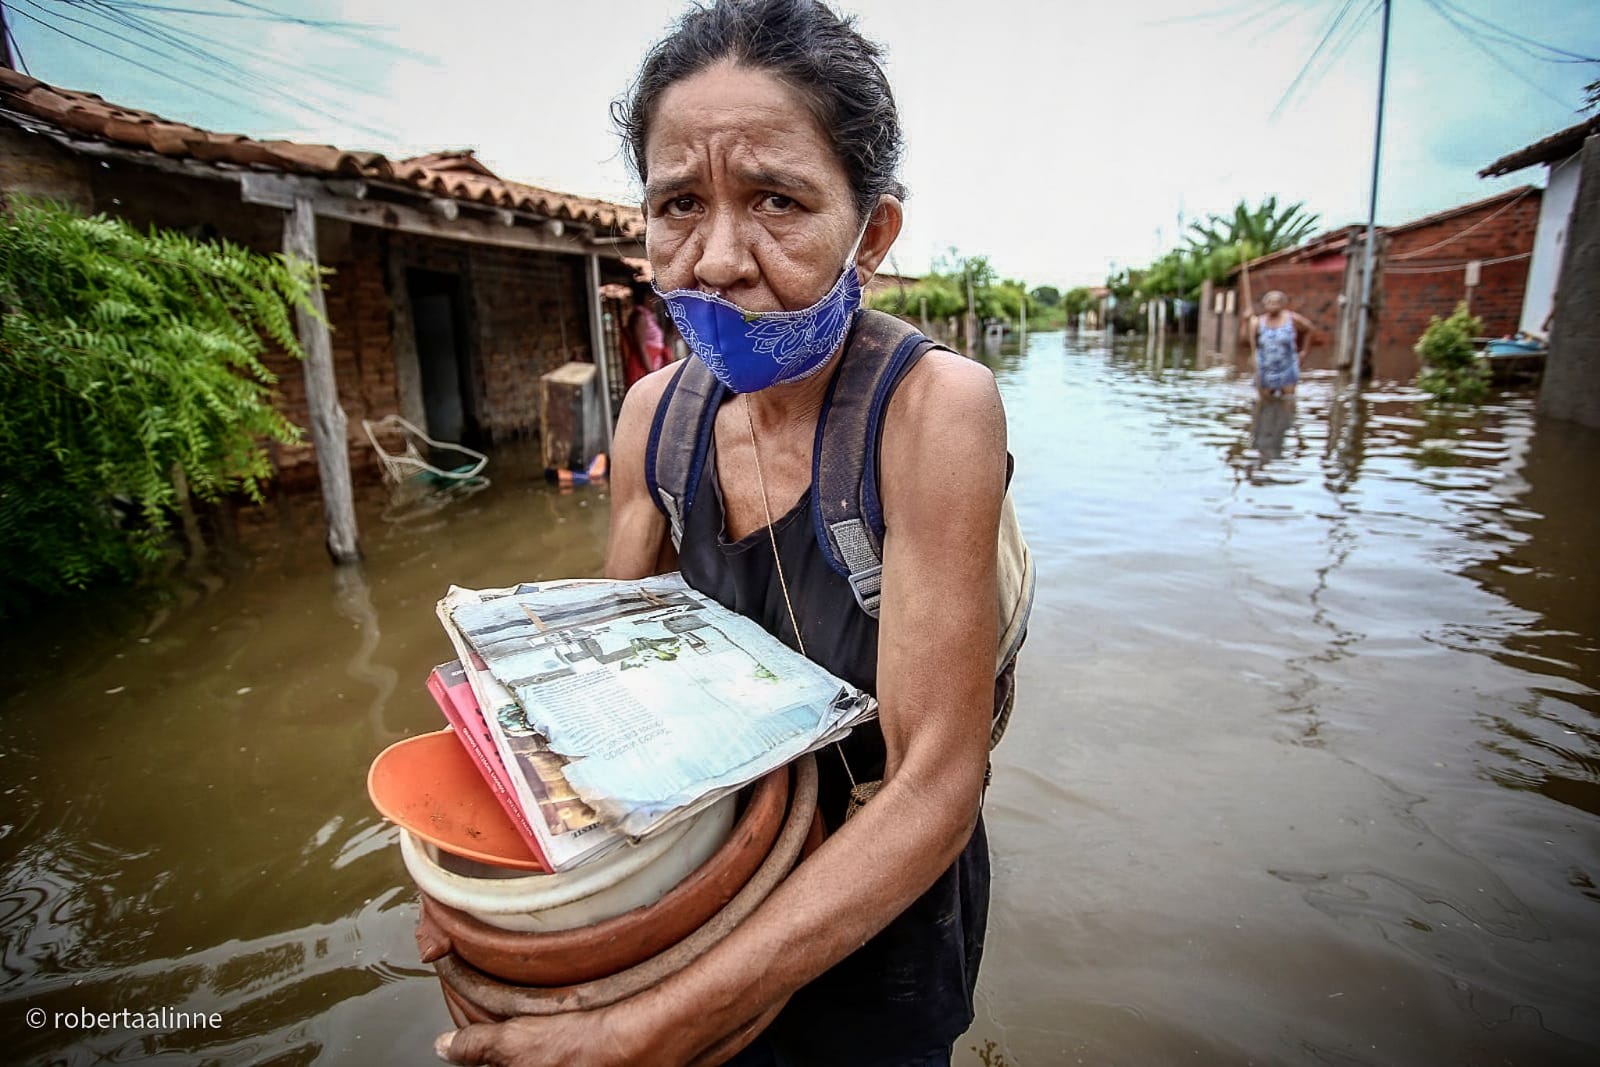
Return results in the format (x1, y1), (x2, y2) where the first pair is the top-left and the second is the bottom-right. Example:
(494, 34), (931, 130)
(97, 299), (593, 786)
(434, 753), (817, 1018)
(438, 979), (491, 1027)
(419, 763), (790, 986)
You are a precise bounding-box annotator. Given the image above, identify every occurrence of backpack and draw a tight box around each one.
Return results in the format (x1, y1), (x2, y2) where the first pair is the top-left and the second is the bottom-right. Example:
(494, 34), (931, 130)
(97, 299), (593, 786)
(644, 309), (1034, 749)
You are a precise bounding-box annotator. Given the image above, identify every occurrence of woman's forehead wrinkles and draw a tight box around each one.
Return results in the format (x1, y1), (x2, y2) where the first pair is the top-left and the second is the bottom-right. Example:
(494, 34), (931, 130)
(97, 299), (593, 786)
(646, 135), (834, 199)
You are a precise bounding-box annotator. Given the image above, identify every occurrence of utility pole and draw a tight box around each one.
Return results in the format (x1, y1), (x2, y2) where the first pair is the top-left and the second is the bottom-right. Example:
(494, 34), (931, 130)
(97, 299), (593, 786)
(1351, 0), (1392, 388)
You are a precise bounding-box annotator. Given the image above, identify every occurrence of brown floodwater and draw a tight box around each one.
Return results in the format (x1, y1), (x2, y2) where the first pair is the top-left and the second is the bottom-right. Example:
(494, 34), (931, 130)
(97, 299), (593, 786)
(3, 330), (1597, 1066)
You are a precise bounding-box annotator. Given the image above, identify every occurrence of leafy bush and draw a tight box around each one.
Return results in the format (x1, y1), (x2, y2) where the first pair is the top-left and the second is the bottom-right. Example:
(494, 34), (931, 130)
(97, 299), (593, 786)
(0, 199), (315, 609)
(1415, 303), (1490, 403)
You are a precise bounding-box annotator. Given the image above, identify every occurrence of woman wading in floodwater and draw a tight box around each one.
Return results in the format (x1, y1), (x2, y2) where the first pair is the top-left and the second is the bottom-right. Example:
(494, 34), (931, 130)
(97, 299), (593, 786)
(1244, 290), (1321, 399)
(435, 1), (1021, 1064)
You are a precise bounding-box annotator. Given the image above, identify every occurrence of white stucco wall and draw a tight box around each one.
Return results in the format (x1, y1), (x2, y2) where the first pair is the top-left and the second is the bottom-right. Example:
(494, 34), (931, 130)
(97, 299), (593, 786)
(1520, 154), (1581, 335)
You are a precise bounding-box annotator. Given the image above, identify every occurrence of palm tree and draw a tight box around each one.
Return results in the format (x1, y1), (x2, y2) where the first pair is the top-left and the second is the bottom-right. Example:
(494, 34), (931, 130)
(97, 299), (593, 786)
(1186, 196), (1321, 257)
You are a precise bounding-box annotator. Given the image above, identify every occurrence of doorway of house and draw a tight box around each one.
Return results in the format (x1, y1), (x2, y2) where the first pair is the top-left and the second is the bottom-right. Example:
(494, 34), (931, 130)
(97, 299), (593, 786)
(407, 269), (479, 448)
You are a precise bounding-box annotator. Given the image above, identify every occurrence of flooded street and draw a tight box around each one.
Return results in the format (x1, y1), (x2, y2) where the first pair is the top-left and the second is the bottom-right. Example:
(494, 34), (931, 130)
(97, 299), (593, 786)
(3, 330), (1598, 1065)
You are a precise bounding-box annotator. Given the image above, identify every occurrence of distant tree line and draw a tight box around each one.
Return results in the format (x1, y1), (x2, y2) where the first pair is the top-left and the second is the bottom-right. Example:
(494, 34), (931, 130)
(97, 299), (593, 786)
(1104, 197), (1322, 329)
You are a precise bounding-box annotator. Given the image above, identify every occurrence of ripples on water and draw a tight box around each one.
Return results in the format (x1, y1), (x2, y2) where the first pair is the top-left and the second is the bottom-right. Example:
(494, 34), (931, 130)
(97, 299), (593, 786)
(968, 331), (1599, 1066)
(1, 446), (611, 1065)
(1, 336), (1596, 1066)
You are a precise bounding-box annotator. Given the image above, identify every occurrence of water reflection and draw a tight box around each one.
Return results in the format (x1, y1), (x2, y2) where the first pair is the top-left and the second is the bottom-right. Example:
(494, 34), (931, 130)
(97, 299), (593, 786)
(967, 330), (1599, 1065)
(0, 442), (611, 1065)
(1250, 396), (1297, 464)
(332, 564), (403, 744)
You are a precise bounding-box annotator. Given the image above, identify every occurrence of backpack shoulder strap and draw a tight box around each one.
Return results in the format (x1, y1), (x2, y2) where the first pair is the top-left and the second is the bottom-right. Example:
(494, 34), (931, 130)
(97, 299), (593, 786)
(644, 357), (725, 550)
(813, 309), (945, 616)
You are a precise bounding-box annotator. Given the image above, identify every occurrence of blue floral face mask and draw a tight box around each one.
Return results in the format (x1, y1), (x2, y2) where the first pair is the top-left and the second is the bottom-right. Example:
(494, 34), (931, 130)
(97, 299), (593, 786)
(653, 228), (867, 394)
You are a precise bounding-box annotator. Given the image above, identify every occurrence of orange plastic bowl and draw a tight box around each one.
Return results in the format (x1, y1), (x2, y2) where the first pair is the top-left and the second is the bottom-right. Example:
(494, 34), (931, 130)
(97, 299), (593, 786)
(367, 729), (544, 871)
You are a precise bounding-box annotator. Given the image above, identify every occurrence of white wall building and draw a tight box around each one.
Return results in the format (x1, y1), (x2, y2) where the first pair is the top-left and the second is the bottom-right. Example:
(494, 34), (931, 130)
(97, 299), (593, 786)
(1481, 116), (1600, 338)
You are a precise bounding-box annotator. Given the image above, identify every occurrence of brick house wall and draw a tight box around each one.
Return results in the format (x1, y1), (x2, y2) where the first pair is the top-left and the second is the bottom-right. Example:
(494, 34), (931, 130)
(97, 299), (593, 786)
(1202, 247), (1350, 373)
(1241, 254), (1348, 371)
(464, 245), (593, 440)
(1377, 189), (1542, 352)
(263, 230), (596, 486)
(0, 136), (605, 487)
(1206, 191), (1541, 380)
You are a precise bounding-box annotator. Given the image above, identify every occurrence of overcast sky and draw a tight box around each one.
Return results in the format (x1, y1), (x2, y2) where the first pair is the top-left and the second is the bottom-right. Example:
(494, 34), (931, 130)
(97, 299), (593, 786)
(9, 0), (1597, 288)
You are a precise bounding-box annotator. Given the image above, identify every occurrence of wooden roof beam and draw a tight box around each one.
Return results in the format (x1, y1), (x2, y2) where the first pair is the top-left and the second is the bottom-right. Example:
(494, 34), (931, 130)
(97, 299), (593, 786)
(240, 173), (641, 258)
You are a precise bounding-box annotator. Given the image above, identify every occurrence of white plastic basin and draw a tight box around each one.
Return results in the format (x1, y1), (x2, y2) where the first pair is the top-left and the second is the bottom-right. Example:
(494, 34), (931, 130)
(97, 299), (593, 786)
(400, 794), (737, 933)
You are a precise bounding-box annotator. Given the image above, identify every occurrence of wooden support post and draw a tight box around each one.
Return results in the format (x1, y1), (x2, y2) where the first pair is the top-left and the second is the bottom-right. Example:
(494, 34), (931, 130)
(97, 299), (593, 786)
(284, 197), (361, 564)
(586, 253), (615, 450)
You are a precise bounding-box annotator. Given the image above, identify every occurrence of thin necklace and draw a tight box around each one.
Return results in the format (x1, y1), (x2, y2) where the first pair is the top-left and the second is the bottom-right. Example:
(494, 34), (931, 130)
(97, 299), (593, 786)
(742, 395), (864, 796)
(742, 395), (807, 659)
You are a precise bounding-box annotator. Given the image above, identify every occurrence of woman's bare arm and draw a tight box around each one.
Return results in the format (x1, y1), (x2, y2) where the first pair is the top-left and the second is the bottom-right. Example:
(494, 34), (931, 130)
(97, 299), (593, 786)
(439, 353), (1006, 1067)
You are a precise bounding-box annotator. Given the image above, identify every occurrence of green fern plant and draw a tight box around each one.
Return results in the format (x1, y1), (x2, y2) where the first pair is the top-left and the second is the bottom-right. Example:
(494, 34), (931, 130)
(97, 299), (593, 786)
(0, 198), (316, 610)
(1415, 302), (1490, 403)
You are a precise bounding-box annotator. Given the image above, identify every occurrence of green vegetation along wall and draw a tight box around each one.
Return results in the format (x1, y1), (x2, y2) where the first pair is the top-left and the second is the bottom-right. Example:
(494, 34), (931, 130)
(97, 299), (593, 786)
(0, 199), (315, 612)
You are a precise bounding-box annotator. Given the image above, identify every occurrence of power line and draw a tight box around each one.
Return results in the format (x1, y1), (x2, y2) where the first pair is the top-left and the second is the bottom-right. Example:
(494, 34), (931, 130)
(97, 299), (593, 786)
(1389, 186), (1537, 260)
(13, 0), (402, 140)
(1385, 251), (1530, 274)
(1271, 0), (1362, 119)
(1436, 0), (1599, 64)
(4, 1), (261, 107)
(217, 0), (425, 60)
(7, 23), (30, 73)
(1421, 0), (1579, 110)
(78, 0), (382, 99)
(74, 0), (392, 132)
(1144, 0), (1290, 27)
(106, 0), (382, 32)
(1248, 1), (1323, 46)
(1322, 0), (1384, 73)
(3, 0), (30, 73)
(12, 0), (361, 133)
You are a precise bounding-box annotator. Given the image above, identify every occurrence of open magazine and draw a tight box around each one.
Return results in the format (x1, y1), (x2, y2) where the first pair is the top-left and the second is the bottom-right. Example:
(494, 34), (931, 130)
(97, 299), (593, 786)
(425, 658), (619, 872)
(437, 573), (876, 839)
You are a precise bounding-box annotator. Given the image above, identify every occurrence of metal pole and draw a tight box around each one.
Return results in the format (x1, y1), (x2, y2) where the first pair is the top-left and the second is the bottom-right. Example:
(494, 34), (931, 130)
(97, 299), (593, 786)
(1351, 0), (1392, 388)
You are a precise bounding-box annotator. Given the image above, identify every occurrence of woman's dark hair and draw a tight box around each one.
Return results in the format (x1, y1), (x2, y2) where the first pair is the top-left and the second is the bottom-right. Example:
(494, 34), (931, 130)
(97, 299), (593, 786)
(614, 0), (906, 220)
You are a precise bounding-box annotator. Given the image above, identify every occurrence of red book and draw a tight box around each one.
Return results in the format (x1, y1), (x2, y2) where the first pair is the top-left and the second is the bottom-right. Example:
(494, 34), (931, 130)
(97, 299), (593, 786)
(426, 659), (550, 869)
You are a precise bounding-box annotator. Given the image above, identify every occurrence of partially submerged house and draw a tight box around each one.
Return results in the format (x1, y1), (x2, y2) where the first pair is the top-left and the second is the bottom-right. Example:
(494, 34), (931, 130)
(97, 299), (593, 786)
(1198, 186), (1541, 379)
(1480, 116), (1600, 429)
(0, 70), (647, 556)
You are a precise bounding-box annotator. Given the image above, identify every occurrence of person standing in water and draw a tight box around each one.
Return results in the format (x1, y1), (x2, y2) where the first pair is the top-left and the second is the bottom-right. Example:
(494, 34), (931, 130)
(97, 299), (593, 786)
(1243, 290), (1320, 398)
(435, 1), (1015, 1064)
(622, 280), (673, 389)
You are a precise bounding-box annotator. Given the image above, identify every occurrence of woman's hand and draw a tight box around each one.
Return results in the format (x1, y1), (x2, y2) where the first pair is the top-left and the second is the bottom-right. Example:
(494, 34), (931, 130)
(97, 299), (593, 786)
(435, 1006), (642, 1067)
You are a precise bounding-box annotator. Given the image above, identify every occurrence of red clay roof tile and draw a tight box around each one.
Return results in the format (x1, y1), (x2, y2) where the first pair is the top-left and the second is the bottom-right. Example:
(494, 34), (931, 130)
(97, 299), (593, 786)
(0, 69), (643, 238)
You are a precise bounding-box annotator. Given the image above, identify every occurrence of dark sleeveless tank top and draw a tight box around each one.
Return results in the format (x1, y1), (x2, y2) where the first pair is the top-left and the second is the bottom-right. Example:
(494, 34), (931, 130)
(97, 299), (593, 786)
(677, 404), (990, 1064)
